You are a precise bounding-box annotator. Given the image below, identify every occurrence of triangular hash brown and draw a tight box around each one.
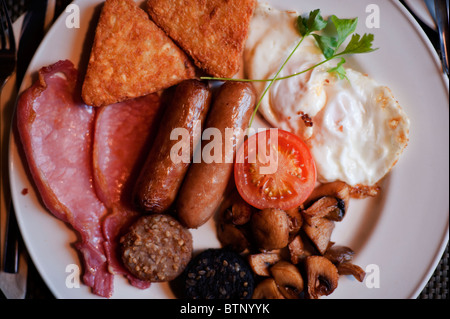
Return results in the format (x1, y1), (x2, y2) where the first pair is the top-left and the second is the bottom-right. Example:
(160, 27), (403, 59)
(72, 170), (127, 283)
(82, 0), (196, 107)
(147, 0), (256, 78)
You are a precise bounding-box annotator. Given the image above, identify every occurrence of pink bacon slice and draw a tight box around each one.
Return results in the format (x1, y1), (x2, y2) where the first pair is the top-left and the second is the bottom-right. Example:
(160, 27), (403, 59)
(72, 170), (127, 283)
(16, 60), (113, 297)
(93, 93), (162, 288)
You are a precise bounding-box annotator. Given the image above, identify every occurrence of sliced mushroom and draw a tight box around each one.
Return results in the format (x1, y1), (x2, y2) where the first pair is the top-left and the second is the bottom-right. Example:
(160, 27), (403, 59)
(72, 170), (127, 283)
(305, 182), (350, 220)
(270, 261), (304, 299)
(248, 253), (281, 277)
(303, 217), (335, 255)
(252, 278), (286, 299)
(302, 196), (341, 220)
(325, 201), (346, 221)
(324, 245), (355, 265)
(337, 262), (366, 282)
(305, 256), (339, 299)
(285, 208), (303, 239)
(288, 235), (311, 264)
(217, 222), (250, 253)
(228, 199), (254, 225)
(251, 208), (290, 251)
(302, 197), (346, 223)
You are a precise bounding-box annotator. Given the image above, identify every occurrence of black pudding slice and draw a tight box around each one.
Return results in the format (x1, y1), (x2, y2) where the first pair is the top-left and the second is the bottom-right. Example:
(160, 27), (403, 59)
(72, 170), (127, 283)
(184, 249), (254, 299)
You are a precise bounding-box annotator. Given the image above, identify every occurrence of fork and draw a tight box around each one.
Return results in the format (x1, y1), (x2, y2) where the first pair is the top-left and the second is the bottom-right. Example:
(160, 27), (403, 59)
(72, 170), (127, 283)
(0, 0), (16, 89)
(434, 0), (449, 76)
(1, 0), (19, 274)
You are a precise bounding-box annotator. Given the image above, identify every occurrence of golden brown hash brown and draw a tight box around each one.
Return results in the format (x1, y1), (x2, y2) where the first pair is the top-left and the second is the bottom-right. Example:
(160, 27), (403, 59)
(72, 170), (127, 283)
(82, 0), (196, 107)
(146, 0), (256, 78)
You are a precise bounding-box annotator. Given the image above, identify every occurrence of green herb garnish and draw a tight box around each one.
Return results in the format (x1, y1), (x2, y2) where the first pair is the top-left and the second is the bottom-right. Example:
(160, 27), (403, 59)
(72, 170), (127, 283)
(200, 9), (377, 127)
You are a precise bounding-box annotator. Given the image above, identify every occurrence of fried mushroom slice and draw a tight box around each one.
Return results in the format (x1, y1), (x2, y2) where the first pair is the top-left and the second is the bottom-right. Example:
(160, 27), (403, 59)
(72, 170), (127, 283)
(324, 245), (355, 265)
(251, 208), (290, 251)
(337, 262), (366, 282)
(252, 278), (285, 299)
(305, 182), (350, 219)
(217, 223), (250, 253)
(305, 256), (339, 299)
(302, 196), (345, 222)
(248, 253), (281, 277)
(303, 217), (335, 255)
(288, 235), (311, 264)
(229, 199), (254, 225)
(270, 261), (304, 299)
(285, 208), (303, 238)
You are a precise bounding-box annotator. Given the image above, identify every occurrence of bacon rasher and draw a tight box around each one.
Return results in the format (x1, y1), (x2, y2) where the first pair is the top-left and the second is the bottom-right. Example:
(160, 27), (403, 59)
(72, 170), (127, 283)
(16, 60), (113, 297)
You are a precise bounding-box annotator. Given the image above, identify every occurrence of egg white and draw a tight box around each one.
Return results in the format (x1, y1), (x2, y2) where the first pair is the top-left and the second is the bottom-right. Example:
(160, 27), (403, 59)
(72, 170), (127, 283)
(244, 3), (410, 187)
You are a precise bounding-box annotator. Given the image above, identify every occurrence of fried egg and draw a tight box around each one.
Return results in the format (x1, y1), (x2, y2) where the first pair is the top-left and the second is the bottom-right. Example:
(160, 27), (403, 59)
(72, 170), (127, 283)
(244, 3), (410, 187)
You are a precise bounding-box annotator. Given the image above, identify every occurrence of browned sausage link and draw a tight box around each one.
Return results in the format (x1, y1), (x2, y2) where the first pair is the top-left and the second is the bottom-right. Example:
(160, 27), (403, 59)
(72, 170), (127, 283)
(134, 80), (212, 212)
(176, 82), (256, 228)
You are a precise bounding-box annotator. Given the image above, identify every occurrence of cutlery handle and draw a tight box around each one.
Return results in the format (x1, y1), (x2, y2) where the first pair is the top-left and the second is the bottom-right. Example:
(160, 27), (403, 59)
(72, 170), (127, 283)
(3, 205), (19, 273)
(435, 0), (449, 75)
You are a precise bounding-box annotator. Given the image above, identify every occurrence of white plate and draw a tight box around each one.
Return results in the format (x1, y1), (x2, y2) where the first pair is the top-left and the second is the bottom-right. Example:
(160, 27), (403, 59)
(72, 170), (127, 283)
(8, 0), (449, 299)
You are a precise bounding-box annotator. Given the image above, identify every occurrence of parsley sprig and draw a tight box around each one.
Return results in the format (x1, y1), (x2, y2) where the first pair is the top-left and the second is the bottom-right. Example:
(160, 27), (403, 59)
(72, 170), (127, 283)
(200, 9), (377, 126)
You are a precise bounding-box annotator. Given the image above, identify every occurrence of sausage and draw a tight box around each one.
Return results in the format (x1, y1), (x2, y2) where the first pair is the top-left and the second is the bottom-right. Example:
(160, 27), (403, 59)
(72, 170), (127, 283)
(176, 82), (256, 228)
(134, 80), (212, 212)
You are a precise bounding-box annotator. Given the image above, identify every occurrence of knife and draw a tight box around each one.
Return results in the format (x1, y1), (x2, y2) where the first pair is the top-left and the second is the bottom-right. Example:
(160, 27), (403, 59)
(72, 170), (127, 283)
(2, 0), (73, 299)
(15, 0), (49, 90)
(14, 0), (74, 89)
(1, 0), (54, 300)
(434, 0), (449, 76)
(2, 0), (50, 278)
(5, 0), (72, 271)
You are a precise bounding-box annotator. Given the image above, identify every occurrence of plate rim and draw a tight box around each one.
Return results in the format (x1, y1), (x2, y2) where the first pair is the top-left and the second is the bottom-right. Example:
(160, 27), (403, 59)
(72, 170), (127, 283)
(391, 0), (449, 299)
